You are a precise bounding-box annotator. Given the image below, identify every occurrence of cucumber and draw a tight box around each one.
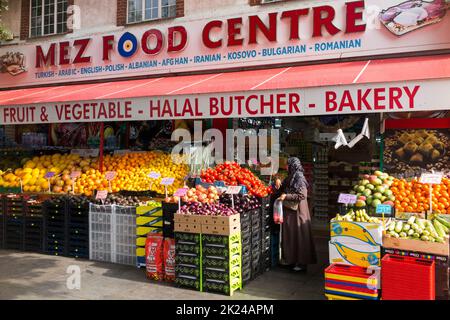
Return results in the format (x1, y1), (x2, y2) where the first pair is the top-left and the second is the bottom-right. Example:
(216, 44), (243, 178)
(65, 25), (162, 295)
(422, 230), (430, 237)
(388, 222), (396, 232)
(407, 216), (416, 225)
(435, 216), (450, 229)
(403, 224), (411, 232)
(421, 235), (430, 242)
(412, 232), (420, 238)
(399, 232), (407, 238)
(433, 220), (446, 238)
(417, 219), (426, 230)
(411, 223), (419, 231)
(407, 229), (414, 236)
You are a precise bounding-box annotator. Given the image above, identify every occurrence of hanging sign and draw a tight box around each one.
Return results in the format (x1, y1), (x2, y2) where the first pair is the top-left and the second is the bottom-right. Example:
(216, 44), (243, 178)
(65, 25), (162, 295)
(148, 172), (161, 179)
(70, 171), (81, 179)
(105, 171), (117, 181)
(174, 188), (189, 197)
(226, 186), (242, 195)
(44, 172), (55, 179)
(160, 177), (175, 186)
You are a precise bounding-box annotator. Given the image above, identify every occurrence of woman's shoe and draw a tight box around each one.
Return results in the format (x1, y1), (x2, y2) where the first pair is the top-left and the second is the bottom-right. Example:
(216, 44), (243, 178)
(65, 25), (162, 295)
(292, 265), (307, 272)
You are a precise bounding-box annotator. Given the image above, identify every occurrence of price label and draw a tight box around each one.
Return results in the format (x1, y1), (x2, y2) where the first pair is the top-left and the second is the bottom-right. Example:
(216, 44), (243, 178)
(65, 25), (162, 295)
(105, 171), (117, 181)
(70, 171), (81, 179)
(174, 188), (189, 197)
(148, 172), (161, 179)
(44, 172), (56, 179)
(376, 204), (392, 215)
(419, 173), (443, 185)
(96, 190), (108, 200)
(114, 149), (130, 155)
(338, 193), (357, 204)
(71, 149), (99, 157)
(226, 186), (242, 195)
(160, 177), (175, 186)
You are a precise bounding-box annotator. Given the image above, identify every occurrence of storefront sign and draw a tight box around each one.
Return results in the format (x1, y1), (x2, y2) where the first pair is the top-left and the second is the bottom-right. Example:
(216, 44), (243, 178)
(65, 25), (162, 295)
(338, 193), (357, 204)
(0, 0), (449, 88)
(1, 78), (448, 124)
(420, 173), (443, 184)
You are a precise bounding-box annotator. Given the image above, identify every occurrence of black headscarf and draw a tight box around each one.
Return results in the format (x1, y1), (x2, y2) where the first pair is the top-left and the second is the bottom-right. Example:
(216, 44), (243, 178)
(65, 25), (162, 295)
(283, 157), (308, 194)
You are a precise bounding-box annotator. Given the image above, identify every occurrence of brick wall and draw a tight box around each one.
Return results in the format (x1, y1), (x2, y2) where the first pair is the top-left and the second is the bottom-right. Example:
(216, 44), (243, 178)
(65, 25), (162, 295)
(176, 0), (184, 18)
(19, 0), (30, 40)
(117, 0), (127, 26)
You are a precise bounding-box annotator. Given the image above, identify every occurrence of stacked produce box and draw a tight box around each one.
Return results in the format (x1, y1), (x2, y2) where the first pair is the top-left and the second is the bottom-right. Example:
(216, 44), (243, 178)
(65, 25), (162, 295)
(250, 209), (262, 278)
(5, 194), (25, 250)
(24, 197), (44, 253)
(43, 196), (67, 256)
(202, 233), (242, 296)
(240, 209), (251, 284)
(175, 232), (202, 291)
(136, 201), (163, 267)
(89, 203), (114, 263)
(260, 199), (271, 273)
(67, 196), (89, 259)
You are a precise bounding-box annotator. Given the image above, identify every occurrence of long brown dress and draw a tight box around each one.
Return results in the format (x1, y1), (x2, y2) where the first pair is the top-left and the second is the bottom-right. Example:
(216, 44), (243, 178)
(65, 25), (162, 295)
(281, 187), (317, 266)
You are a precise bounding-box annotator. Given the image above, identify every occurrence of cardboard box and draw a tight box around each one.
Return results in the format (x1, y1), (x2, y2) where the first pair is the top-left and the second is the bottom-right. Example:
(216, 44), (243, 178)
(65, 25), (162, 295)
(202, 214), (240, 227)
(329, 240), (381, 268)
(174, 214), (203, 224)
(382, 247), (449, 300)
(382, 234), (449, 256)
(330, 220), (383, 246)
(202, 222), (241, 236)
(174, 222), (201, 234)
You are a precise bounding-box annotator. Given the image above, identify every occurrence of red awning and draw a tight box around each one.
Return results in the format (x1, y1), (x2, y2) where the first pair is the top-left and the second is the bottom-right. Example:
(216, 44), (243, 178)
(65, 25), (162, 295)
(0, 54), (449, 106)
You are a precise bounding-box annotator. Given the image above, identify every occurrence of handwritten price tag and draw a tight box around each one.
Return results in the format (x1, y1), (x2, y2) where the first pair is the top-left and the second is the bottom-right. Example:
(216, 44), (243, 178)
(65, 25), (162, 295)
(44, 172), (56, 179)
(226, 186), (242, 195)
(105, 171), (117, 181)
(338, 193), (357, 205)
(420, 173), (443, 185)
(174, 188), (189, 197)
(148, 172), (161, 179)
(70, 171), (81, 179)
(160, 177), (175, 186)
(376, 204), (392, 215)
(96, 190), (108, 200)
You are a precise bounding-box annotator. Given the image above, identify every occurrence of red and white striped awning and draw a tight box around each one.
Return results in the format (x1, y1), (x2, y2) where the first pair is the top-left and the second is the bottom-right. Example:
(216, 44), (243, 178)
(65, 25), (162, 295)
(0, 54), (449, 124)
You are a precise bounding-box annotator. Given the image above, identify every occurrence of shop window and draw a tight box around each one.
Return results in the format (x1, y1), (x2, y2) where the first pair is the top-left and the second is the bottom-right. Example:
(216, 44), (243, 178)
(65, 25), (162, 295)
(29, 0), (68, 38)
(127, 0), (176, 24)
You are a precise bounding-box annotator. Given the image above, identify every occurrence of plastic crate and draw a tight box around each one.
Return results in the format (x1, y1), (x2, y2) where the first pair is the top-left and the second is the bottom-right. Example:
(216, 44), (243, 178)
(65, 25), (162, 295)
(175, 275), (202, 291)
(89, 204), (114, 263)
(114, 206), (136, 266)
(203, 277), (242, 296)
(382, 254), (435, 300)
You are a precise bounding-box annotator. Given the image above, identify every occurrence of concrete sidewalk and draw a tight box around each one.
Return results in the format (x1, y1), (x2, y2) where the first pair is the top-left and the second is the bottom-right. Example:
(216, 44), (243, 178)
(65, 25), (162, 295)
(0, 237), (328, 300)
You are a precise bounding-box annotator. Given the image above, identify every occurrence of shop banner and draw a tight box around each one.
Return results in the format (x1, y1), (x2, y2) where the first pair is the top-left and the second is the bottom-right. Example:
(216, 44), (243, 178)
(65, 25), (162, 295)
(0, 0), (449, 88)
(0, 78), (448, 125)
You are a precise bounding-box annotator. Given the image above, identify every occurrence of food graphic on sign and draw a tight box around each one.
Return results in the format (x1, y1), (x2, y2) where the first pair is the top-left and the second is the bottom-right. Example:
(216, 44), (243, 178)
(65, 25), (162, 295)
(384, 129), (450, 174)
(0, 51), (26, 76)
(379, 0), (449, 36)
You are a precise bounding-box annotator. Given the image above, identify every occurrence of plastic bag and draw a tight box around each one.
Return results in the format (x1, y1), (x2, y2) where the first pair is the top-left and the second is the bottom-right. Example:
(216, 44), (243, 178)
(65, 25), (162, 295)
(273, 199), (284, 224)
(145, 234), (164, 281)
(163, 238), (176, 282)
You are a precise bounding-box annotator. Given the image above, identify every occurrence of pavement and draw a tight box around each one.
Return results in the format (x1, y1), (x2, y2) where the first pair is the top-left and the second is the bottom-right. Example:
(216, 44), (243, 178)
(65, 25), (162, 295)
(0, 235), (329, 300)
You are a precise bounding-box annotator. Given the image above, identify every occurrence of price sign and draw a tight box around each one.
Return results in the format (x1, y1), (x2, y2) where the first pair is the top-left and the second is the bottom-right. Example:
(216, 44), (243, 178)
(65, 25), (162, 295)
(105, 171), (117, 181)
(148, 172), (161, 179)
(70, 171), (81, 179)
(71, 149), (99, 157)
(420, 173), (443, 185)
(160, 177), (175, 186)
(338, 193), (357, 205)
(174, 188), (189, 197)
(114, 149), (130, 155)
(226, 186), (242, 195)
(376, 204), (392, 215)
(44, 172), (55, 179)
(96, 190), (108, 200)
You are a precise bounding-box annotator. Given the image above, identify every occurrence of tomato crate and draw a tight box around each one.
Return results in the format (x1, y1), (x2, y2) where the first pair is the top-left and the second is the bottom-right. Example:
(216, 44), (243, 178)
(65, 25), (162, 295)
(176, 265), (202, 278)
(203, 265), (241, 282)
(176, 252), (202, 267)
(202, 277), (242, 296)
(175, 275), (202, 291)
(202, 233), (240, 246)
(175, 232), (201, 244)
(176, 243), (201, 255)
(382, 254), (435, 300)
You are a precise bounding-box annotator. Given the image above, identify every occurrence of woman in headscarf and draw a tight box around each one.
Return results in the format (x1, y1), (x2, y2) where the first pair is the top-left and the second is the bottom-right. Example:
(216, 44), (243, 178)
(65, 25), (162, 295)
(275, 157), (317, 272)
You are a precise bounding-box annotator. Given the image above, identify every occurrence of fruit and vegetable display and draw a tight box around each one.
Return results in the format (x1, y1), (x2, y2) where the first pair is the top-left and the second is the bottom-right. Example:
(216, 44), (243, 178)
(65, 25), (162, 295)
(391, 177), (450, 214)
(0, 151), (188, 197)
(385, 216), (450, 243)
(219, 193), (261, 214)
(165, 185), (220, 204)
(201, 162), (271, 197)
(333, 209), (381, 224)
(177, 202), (238, 217)
(350, 171), (396, 209)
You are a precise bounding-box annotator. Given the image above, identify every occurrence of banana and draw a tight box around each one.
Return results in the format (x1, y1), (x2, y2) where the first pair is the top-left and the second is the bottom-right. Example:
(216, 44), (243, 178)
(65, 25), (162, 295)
(331, 241), (380, 268)
(331, 221), (379, 246)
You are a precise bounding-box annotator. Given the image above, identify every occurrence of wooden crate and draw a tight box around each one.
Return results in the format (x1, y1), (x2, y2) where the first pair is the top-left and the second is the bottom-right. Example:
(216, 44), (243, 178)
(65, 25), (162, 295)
(383, 234), (449, 257)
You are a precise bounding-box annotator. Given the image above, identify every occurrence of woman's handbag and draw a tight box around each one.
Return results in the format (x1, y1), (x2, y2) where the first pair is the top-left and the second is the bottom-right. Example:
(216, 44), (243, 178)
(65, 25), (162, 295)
(282, 199), (299, 211)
